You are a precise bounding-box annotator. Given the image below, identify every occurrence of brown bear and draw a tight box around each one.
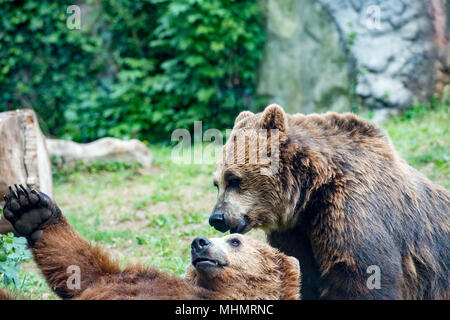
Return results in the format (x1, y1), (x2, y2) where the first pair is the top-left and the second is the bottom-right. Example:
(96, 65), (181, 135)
(1, 185), (299, 300)
(209, 104), (450, 300)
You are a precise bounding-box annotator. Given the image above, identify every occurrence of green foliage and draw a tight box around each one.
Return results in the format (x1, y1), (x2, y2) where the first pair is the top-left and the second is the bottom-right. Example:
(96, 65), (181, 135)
(1, 0), (265, 142)
(0, 0), (103, 136)
(0, 219), (32, 287)
(399, 89), (449, 121)
(345, 21), (356, 51)
(147, 0), (266, 136)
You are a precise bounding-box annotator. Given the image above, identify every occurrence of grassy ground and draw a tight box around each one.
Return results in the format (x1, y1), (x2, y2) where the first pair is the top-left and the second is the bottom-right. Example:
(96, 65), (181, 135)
(2, 102), (449, 299)
(381, 103), (449, 189)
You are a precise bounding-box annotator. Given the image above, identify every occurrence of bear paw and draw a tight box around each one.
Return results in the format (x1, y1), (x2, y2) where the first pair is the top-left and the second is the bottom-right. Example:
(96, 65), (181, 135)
(3, 185), (61, 245)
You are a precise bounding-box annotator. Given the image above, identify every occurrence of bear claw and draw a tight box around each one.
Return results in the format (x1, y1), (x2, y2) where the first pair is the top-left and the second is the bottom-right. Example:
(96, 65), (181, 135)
(2, 184), (61, 244)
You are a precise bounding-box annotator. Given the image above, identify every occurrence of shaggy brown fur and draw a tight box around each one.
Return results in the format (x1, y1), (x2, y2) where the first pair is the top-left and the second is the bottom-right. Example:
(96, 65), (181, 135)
(209, 104), (450, 300)
(2, 185), (299, 300)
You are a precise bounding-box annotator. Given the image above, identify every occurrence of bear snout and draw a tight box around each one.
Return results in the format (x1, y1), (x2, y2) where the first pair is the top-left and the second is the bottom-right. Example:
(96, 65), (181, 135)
(209, 211), (229, 232)
(209, 210), (250, 234)
(191, 237), (211, 254)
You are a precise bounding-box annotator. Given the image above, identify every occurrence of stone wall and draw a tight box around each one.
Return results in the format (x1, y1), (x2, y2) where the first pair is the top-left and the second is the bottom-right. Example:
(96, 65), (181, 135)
(257, 0), (449, 113)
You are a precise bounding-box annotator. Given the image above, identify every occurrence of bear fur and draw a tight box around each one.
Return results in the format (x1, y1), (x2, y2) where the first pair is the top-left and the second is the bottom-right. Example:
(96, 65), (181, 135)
(1, 185), (300, 300)
(209, 104), (450, 299)
(0, 289), (11, 300)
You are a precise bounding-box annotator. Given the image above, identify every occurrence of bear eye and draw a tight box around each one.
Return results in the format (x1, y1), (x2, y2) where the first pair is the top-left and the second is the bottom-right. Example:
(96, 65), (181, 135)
(227, 178), (241, 189)
(229, 238), (241, 247)
(225, 173), (241, 190)
(213, 181), (219, 190)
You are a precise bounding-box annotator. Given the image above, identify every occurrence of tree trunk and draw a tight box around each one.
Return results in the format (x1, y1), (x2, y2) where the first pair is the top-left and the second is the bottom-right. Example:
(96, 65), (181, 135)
(0, 109), (53, 234)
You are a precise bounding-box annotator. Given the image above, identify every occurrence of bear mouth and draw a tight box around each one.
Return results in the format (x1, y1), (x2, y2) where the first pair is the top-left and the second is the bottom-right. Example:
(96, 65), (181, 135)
(192, 257), (226, 269)
(229, 215), (250, 234)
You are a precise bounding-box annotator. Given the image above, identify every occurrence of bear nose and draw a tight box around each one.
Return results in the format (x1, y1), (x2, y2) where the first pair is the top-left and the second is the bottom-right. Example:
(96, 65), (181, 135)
(209, 212), (229, 232)
(191, 237), (211, 253)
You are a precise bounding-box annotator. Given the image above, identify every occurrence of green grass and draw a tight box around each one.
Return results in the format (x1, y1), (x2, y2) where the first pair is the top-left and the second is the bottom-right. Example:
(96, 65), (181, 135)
(1, 101), (448, 299)
(382, 100), (449, 189)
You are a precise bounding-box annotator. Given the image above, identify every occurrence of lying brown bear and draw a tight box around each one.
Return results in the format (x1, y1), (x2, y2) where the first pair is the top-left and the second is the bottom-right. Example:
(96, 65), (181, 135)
(0, 185), (299, 300)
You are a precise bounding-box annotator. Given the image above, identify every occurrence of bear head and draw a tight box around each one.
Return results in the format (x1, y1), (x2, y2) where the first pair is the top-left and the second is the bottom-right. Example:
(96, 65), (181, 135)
(185, 233), (300, 299)
(209, 104), (300, 234)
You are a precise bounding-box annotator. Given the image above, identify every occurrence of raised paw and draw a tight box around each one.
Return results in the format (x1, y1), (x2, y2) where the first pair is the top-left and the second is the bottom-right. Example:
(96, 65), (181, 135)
(3, 185), (61, 244)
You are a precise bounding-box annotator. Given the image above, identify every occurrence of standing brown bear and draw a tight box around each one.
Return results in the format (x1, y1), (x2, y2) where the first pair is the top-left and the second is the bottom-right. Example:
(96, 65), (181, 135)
(209, 104), (450, 300)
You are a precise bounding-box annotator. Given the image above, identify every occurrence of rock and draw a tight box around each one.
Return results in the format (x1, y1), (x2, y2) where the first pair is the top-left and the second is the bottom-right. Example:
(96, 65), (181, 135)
(0, 109), (53, 234)
(318, 0), (437, 110)
(257, 0), (352, 114)
(257, 0), (449, 113)
(46, 137), (152, 168)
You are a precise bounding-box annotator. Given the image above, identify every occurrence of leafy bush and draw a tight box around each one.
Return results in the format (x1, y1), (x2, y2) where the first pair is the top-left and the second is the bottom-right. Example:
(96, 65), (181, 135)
(0, 210), (32, 287)
(0, 0), (103, 137)
(1, 0), (265, 142)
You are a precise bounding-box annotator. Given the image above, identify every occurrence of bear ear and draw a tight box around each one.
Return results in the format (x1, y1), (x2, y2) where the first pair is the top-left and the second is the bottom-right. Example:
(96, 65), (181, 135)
(234, 111), (254, 126)
(261, 104), (287, 133)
